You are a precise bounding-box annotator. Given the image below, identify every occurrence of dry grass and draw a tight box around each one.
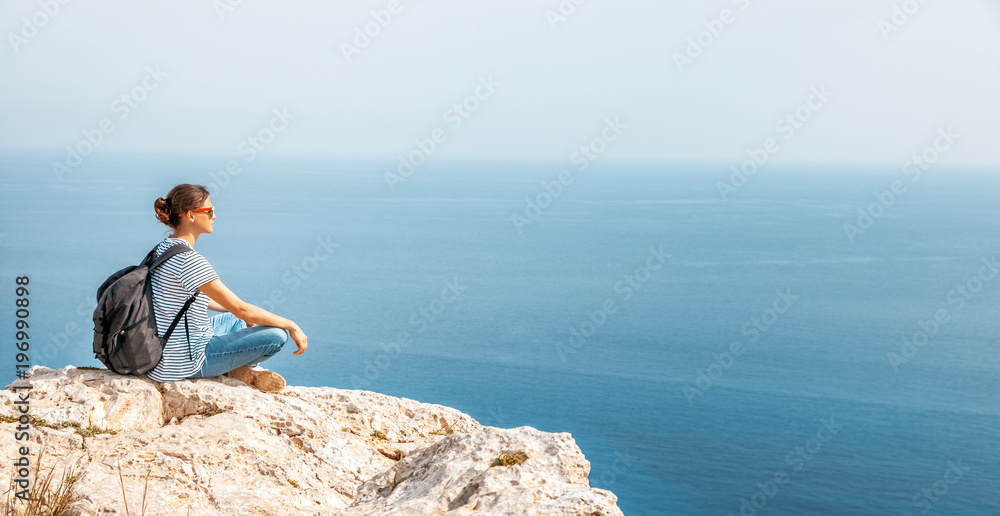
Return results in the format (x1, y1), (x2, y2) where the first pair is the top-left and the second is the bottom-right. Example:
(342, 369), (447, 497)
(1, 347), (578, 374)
(1, 447), (155, 516)
(74, 425), (118, 438)
(0, 416), (116, 439)
(429, 419), (457, 436)
(389, 469), (411, 493)
(116, 459), (152, 516)
(2, 447), (80, 516)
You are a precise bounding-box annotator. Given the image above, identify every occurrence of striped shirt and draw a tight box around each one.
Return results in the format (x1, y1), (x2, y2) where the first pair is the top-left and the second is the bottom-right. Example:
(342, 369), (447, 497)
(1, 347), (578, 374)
(146, 238), (219, 382)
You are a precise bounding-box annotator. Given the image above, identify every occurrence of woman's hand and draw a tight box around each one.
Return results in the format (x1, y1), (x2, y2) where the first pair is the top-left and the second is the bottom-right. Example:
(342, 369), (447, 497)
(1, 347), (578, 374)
(199, 279), (306, 354)
(289, 326), (308, 355)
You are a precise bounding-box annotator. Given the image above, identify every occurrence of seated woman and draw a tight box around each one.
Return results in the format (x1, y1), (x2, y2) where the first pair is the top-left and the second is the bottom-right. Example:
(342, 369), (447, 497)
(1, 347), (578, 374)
(147, 184), (308, 392)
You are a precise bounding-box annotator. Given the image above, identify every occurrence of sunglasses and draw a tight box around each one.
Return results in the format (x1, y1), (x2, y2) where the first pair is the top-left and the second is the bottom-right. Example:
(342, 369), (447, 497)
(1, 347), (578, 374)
(190, 207), (215, 217)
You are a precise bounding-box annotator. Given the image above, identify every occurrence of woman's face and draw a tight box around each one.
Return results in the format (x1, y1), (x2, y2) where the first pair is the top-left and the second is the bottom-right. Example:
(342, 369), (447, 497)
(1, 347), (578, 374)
(187, 196), (215, 234)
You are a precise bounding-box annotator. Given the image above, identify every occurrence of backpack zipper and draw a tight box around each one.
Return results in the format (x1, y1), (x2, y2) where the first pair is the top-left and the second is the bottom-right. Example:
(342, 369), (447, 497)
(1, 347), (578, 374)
(120, 315), (149, 334)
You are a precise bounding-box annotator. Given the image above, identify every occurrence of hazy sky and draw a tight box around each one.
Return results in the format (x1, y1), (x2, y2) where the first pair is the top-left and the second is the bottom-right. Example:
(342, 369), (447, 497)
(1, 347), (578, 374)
(2, 0), (998, 166)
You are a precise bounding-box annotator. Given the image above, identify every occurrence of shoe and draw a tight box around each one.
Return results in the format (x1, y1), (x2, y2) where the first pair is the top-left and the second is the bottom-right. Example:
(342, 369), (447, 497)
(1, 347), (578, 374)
(226, 365), (286, 392)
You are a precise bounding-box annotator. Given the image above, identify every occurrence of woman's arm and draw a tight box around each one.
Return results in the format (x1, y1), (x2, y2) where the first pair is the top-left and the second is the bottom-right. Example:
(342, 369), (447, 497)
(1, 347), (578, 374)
(198, 278), (308, 355)
(207, 299), (227, 312)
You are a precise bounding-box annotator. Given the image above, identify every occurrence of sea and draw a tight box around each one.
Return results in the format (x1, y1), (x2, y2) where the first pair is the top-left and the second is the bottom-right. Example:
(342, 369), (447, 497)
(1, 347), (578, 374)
(1, 152), (998, 515)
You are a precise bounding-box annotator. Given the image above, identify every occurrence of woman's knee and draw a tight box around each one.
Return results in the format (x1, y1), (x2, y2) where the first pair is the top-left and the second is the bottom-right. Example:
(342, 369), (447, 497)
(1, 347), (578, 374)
(257, 326), (289, 351)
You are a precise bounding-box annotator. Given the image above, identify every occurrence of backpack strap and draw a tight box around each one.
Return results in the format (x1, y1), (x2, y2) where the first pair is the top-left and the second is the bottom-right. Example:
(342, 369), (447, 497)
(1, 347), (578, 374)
(162, 292), (199, 341)
(148, 243), (194, 271)
(148, 242), (201, 343)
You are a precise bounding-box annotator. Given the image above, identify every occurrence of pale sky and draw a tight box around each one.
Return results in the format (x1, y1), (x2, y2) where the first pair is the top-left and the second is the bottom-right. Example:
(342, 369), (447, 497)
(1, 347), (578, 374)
(2, 0), (999, 166)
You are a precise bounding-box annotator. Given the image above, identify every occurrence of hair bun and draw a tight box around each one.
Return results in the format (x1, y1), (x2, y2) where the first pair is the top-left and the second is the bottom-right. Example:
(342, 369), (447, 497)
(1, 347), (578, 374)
(154, 184), (208, 229)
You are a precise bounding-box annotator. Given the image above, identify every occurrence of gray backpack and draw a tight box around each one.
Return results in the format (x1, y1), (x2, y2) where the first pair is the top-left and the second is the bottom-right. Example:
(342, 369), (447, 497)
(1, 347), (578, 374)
(92, 244), (199, 375)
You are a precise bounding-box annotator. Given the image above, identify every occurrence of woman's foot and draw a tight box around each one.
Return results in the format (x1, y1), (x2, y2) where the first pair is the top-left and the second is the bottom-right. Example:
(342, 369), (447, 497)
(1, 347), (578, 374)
(225, 365), (286, 392)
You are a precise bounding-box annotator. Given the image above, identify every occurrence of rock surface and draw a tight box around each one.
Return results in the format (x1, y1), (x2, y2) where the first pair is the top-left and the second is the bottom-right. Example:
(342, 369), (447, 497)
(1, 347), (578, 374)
(1, 366), (624, 516)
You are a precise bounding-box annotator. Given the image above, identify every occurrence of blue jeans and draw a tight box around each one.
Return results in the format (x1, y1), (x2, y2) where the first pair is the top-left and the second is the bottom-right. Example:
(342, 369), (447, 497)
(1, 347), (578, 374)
(188, 312), (288, 378)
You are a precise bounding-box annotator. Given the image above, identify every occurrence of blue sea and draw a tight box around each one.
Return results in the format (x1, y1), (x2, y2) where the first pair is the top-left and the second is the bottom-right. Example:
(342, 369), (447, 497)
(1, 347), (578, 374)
(1, 153), (998, 515)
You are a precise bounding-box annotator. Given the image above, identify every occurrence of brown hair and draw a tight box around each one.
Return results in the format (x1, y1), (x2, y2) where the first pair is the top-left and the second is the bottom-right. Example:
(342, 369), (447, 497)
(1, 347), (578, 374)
(154, 184), (210, 228)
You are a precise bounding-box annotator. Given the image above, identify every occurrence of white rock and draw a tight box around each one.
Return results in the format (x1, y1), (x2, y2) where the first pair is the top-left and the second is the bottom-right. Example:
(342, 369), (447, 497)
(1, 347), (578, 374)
(0, 366), (624, 516)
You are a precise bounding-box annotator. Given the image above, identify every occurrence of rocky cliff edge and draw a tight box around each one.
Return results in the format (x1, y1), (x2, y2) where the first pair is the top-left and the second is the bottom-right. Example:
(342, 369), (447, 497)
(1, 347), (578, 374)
(1, 366), (624, 516)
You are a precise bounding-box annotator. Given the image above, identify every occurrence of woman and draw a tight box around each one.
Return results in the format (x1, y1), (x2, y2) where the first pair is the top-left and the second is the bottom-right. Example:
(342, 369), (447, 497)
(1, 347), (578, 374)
(147, 184), (308, 392)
